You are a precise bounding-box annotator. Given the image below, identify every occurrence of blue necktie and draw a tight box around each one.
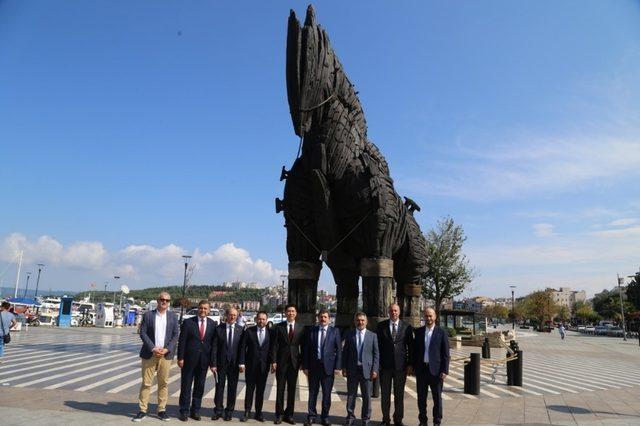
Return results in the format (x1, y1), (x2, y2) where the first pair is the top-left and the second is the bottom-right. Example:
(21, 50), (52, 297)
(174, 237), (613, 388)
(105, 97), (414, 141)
(357, 332), (363, 364)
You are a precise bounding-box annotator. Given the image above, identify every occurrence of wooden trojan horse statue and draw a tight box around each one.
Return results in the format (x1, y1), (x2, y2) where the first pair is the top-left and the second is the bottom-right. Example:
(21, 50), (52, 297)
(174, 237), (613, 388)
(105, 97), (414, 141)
(276, 5), (428, 329)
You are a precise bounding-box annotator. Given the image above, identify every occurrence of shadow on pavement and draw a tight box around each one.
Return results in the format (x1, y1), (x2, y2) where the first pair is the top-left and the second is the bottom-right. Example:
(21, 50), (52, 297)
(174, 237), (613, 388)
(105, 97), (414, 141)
(547, 405), (640, 418)
(64, 401), (139, 418)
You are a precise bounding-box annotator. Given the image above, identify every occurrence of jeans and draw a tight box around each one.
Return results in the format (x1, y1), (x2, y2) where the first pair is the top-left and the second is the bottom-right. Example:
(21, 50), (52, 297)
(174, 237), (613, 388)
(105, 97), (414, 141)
(0, 337), (4, 357)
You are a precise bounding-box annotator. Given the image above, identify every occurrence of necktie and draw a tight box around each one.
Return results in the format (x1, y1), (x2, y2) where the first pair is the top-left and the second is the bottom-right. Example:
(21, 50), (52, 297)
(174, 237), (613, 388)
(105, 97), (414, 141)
(357, 331), (363, 364)
(258, 328), (264, 346)
(199, 319), (205, 341)
(319, 328), (326, 360)
(227, 325), (234, 360)
(288, 324), (294, 342)
(392, 323), (397, 340)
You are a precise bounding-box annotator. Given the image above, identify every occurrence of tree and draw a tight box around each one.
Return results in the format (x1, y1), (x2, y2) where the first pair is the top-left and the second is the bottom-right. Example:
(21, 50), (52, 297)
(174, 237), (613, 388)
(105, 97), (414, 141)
(482, 305), (509, 322)
(556, 306), (570, 323)
(420, 217), (475, 317)
(574, 303), (597, 324)
(626, 272), (640, 311)
(523, 289), (560, 330)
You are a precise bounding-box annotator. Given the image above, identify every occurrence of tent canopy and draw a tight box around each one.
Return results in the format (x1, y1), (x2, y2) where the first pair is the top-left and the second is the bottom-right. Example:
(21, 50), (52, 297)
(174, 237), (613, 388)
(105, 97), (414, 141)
(7, 297), (42, 306)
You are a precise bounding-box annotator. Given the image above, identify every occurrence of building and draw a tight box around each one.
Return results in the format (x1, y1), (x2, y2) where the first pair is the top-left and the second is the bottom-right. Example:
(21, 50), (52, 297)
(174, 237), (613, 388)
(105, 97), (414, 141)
(549, 287), (587, 312)
(464, 296), (495, 313)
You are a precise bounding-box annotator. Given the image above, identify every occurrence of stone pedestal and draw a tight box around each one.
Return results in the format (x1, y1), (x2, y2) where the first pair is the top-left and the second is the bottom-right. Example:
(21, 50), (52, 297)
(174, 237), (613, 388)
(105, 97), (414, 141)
(360, 258), (394, 330)
(398, 283), (422, 327)
(288, 260), (321, 326)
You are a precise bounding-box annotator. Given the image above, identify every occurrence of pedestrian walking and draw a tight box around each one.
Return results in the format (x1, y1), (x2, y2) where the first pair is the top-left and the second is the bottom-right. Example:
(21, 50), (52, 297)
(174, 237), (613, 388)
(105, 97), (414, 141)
(559, 324), (565, 340)
(133, 292), (180, 422)
(0, 301), (17, 363)
(342, 312), (379, 426)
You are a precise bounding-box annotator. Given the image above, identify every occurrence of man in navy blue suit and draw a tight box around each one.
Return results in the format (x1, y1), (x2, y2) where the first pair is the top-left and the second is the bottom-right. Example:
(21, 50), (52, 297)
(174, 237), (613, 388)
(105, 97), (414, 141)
(239, 311), (273, 422)
(211, 307), (245, 421)
(342, 313), (379, 426)
(302, 309), (342, 426)
(177, 300), (217, 421)
(412, 308), (449, 426)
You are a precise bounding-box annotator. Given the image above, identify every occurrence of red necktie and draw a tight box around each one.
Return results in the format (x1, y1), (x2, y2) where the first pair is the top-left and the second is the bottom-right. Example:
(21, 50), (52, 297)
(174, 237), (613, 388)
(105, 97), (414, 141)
(199, 318), (205, 341)
(288, 324), (294, 342)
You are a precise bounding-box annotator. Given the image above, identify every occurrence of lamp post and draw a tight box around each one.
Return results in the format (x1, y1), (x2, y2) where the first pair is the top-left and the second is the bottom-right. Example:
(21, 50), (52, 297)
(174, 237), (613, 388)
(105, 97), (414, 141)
(509, 285), (516, 329)
(104, 281), (109, 303)
(23, 272), (32, 298)
(113, 276), (120, 305)
(180, 255), (192, 323)
(617, 274), (627, 341)
(280, 274), (288, 314)
(34, 264), (44, 298)
(628, 270), (640, 346)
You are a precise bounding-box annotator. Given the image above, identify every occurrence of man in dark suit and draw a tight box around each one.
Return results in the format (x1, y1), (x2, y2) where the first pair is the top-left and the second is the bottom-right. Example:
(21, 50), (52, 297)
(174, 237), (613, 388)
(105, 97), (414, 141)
(211, 306), (245, 421)
(271, 303), (305, 425)
(412, 308), (449, 426)
(342, 313), (379, 426)
(133, 292), (180, 422)
(177, 300), (217, 421)
(239, 311), (273, 422)
(375, 303), (413, 426)
(302, 309), (342, 426)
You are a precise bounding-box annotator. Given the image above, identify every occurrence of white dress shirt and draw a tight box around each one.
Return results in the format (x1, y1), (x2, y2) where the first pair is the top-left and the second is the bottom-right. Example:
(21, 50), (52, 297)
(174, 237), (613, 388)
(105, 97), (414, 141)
(389, 320), (400, 337)
(357, 329), (366, 365)
(423, 325), (435, 363)
(317, 325), (328, 359)
(155, 311), (167, 348)
(198, 316), (207, 336)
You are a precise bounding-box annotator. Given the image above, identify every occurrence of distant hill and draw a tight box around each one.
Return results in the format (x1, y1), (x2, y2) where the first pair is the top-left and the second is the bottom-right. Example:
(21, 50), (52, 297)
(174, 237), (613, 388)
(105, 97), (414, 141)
(0, 286), (77, 299)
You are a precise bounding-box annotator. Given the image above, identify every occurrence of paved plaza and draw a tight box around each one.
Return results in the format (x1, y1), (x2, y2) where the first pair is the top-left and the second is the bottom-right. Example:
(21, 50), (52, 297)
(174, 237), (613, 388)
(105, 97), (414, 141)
(0, 326), (639, 425)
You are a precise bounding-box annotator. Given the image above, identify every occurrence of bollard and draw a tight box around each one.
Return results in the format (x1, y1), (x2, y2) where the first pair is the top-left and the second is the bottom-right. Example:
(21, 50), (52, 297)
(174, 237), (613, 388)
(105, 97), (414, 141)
(464, 353), (481, 395)
(506, 349), (514, 385)
(513, 349), (523, 386)
(482, 337), (491, 359)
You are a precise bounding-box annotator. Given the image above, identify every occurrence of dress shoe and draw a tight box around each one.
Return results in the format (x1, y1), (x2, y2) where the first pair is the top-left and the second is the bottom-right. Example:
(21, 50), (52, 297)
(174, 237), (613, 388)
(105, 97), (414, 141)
(178, 412), (189, 422)
(224, 413), (232, 421)
(275, 417), (282, 424)
(254, 413), (265, 422)
(320, 420), (330, 426)
(284, 417), (296, 425)
(379, 422), (390, 426)
(304, 420), (313, 426)
(190, 413), (201, 421)
(240, 411), (250, 422)
(393, 422), (404, 426)
(212, 413), (221, 421)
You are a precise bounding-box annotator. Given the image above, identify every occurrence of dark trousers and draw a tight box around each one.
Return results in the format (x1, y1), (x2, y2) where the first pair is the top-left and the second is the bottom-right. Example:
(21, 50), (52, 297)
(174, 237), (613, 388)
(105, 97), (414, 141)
(244, 365), (269, 415)
(275, 362), (298, 417)
(214, 365), (240, 414)
(179, 362), (208, 414)
(416, 364), (443, 424)
(346, 367), (372, 424)
(379, 369), (407, 423)
(307, 363), (335, 421)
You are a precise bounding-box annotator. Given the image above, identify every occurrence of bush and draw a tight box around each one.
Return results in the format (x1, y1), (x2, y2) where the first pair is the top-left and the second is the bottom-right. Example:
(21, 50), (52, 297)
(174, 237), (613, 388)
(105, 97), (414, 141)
(445, 327), (457, 337)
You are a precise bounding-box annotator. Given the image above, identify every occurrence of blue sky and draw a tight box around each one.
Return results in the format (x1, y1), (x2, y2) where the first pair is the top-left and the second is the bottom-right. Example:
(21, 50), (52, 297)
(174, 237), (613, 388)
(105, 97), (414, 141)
(1, 1), (639, 298)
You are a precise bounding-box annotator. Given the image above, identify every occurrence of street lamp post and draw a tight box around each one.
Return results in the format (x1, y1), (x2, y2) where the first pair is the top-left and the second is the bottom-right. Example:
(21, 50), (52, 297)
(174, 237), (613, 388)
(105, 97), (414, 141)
(113, 276), (120, 305)
(34, 264), (44, 298)
(617, 274), (627, 341)
(104, 281), (109, 303)
(180, 255), (192, 324)
(23, 272), (32, 298)
(628, 270), (640, 346)
(509, 285), (516, 329)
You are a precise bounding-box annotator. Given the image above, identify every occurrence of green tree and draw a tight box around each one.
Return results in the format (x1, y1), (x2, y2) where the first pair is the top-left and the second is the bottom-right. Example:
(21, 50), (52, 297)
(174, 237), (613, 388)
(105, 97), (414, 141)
(626, 272), (640, 311)
(556, 306), (570, 322)
(420, 217), (475, 317)
(523, 289), (560, 330)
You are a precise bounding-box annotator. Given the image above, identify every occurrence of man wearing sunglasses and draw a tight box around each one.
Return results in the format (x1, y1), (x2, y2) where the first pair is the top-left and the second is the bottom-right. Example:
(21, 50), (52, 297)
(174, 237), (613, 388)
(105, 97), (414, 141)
(133, 292), (180, 422)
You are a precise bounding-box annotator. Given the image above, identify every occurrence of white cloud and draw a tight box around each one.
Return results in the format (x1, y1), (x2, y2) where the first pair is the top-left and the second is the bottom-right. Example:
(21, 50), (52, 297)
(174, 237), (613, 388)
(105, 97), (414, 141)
(608, 218), (639, 227)
(592, 225), (640, 239)
(0, 233), (285, 290)
(400, 137), (640, 201)
(533, 223), (555, 237)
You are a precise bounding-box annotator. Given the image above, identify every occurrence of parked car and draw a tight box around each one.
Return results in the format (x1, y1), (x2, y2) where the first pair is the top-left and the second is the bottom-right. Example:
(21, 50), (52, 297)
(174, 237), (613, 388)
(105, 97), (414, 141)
(594, 325), (608, 335)
(606, 327), (625, 337)
(183, 307), (221, 324)
(267, 313), (284, 327)
(585, 326), (595, 334)
(577, 325), (586, 332)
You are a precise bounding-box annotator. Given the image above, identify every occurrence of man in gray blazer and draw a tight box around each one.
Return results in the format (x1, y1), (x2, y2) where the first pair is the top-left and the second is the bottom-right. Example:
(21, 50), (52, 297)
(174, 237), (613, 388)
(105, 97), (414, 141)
(342, 313), (379, 426)
(133, 291), (180, 422)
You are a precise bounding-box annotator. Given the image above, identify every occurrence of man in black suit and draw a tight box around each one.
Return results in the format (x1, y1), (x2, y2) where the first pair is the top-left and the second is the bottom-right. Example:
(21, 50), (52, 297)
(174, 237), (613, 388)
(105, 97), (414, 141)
(211, 306), (245, 421)
(271, 303), (305, 425)
(239, 311), (273, 422)
(302, 309), (342, 426)
(412, 308), (449, 426)
(375, 303), (413, 426)
(177, 300), (217, 421)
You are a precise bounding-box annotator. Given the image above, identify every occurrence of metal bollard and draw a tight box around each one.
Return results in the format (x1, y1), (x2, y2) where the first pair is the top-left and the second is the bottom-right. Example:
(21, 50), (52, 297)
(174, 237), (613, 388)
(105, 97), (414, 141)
(464, 353), (481, 395)
(506, 349), (514, 385)
(513, 349), (523, 386)
(482, 337), (491, 359)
